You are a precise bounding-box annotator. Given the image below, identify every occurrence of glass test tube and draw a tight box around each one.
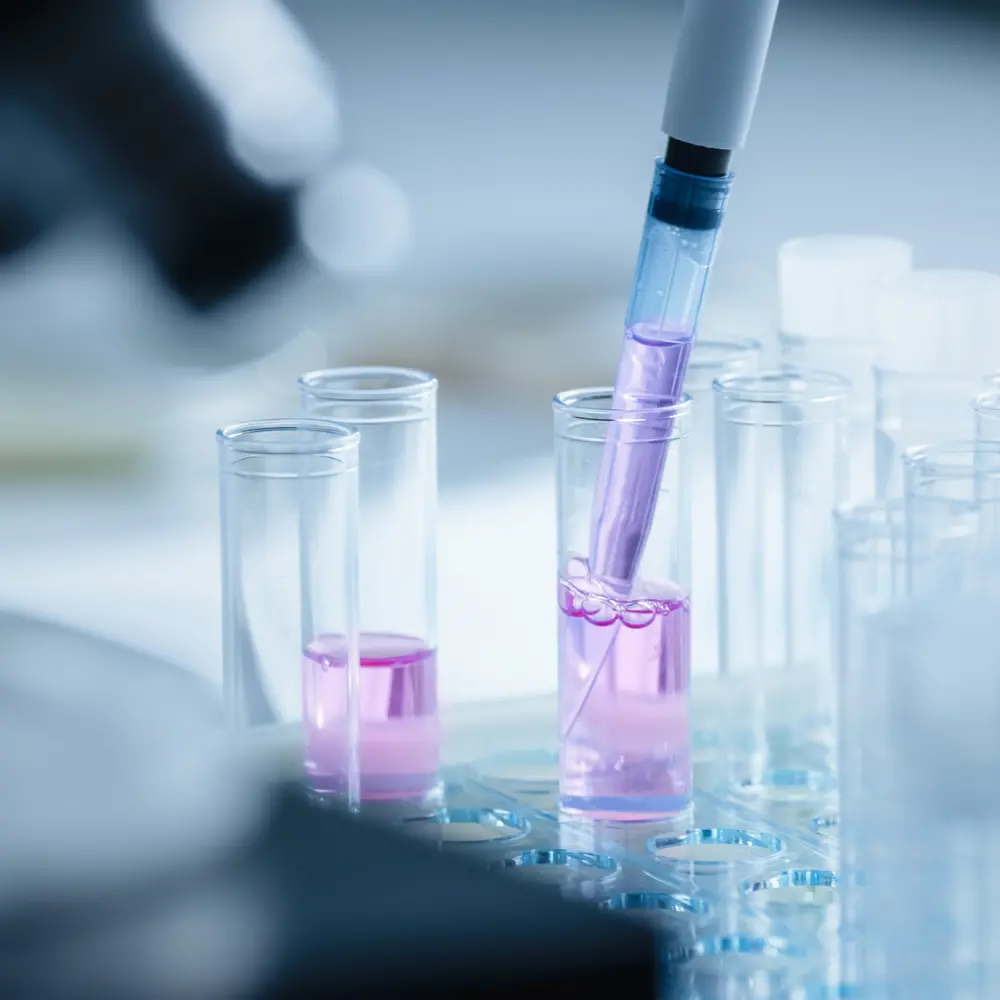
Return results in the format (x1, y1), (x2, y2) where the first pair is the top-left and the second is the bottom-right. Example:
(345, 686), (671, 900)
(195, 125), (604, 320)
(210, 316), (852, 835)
(218, 419), (360, 801)
(975, 390), (1000, 442)
(833, 501), (905, 989)
(714, 370), (850, 780)
(554, 389), (691, 821)
(859, 591), (1000, 1000)
(686, 338), (761, 683)
(903, 440), (1000, 599)
(778, 235), (913, 504)
(873, 269), (1000, 499)
(299, 367), (441, 809)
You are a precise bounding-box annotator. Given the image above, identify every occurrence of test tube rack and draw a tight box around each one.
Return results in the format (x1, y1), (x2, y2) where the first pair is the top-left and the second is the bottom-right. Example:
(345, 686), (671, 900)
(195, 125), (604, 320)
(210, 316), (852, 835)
(255, 686), (843, 1000)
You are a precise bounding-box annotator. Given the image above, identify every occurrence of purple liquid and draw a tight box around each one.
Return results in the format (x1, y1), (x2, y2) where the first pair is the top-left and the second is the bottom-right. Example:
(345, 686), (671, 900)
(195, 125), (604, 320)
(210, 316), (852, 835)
(303, 632), (440, 801)
(590, 325), (691, 588)
(559, 558), (691, 820)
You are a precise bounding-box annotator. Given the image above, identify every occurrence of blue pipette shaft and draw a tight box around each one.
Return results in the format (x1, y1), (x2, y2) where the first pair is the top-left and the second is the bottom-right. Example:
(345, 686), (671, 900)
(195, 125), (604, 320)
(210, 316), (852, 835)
(589, 162), (731, 587)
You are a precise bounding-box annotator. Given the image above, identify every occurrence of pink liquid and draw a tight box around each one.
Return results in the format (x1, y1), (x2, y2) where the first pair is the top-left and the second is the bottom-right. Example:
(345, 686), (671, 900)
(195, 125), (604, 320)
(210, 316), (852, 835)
(590, 325), (691, 588)
(559, 558), (691, 820)
(303, 632), (440, 801)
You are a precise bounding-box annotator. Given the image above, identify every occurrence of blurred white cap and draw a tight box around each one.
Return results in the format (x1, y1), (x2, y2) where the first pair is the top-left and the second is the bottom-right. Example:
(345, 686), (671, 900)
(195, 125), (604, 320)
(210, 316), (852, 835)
(874, 269), (1000, 375)
(778, 235), (913, 341)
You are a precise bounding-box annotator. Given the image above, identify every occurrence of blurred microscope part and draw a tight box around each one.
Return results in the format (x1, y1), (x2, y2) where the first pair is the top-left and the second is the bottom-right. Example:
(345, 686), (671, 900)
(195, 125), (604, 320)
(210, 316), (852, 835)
(0, 612), (661, 1000)
(0, 0), (409, 478)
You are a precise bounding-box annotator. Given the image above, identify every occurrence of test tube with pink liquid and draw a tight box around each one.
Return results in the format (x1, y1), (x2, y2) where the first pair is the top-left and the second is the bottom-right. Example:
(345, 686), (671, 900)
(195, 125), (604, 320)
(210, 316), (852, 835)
(300, 367), (441, 815)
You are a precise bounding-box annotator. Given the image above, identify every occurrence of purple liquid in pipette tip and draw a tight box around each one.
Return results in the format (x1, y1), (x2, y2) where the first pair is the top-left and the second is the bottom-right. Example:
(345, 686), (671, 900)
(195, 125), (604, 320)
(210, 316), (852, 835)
(590, 324), (692, 588)
(303, 633), (440, 801)
(559, 558), (691, 820)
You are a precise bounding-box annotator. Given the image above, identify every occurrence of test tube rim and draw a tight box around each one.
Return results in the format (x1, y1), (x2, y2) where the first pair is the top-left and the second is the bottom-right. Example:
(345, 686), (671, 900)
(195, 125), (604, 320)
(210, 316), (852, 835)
(902, 439), (1000, 483)
(552, 387), (692, 424)
(974, 389), (1000, 416)
(687, 336), (763, 371)
(298, 365), (437, 402)
(712, 367), (851, 405)
(833, 500), (905, 553)
(216, 417), (360, 470)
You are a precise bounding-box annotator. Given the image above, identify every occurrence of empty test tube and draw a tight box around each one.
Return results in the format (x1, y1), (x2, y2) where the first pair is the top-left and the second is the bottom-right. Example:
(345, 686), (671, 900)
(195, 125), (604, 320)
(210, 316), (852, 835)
(778, 235), (913, 503)
(859, 591), (1000, 1000)
(714, 370), (850, 780)
(554, 388), (692, 821)
(218, 418), (360, 802)
(833, 501), (905, 989)
(873, 269), (1000, 498)
(686, 338), (761, 681)
(299, 367), (441, 812)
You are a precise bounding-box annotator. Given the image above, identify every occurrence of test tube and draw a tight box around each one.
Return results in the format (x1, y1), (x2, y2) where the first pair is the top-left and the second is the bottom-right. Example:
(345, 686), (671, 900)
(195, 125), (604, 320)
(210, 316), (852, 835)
(778, 235), (913, 503)
(832, 501), (905, 988)
(553, 388), (691, 821)
(873, 269), (1000, 498)
(714, 370), (850, 780)
(686, 338), (761, 683)
(298, 367), (441, 811)
(902, 440), (1000, 599)
(858, 592), (1000, 999)
(975, 390), (1000, 442)
(218, 418), (360, 801)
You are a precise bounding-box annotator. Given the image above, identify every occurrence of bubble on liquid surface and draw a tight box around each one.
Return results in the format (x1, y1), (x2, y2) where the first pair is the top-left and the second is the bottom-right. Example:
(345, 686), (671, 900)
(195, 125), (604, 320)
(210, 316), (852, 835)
(621, 602), (657, 629)
(582, 597), (618, 626)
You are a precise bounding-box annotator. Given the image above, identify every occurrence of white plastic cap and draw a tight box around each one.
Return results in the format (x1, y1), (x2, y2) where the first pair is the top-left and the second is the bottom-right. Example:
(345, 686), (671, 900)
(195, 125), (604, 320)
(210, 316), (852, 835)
(778, 235), (913, 341)
(874, 269), (1000, 375)
(661, 0), (780, 152)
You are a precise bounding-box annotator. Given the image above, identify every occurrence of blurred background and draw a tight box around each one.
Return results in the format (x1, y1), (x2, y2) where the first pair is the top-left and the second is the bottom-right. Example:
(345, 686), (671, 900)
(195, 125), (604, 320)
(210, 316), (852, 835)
(2, 0), (999, 706)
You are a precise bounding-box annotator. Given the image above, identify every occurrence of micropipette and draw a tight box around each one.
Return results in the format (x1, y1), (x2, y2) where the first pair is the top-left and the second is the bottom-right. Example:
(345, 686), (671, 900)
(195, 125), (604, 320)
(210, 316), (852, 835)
(590, 0), (780, 589)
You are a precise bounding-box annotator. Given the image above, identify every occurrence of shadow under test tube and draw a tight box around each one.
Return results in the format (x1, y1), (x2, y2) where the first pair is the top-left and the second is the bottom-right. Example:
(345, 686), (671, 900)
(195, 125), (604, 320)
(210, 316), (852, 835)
(555, 389), (691, 821)
(299, 367), (440, 809)
(686, 338), (761, 682)
(218, 419), (360, 802)
(714, 370), (850, 779)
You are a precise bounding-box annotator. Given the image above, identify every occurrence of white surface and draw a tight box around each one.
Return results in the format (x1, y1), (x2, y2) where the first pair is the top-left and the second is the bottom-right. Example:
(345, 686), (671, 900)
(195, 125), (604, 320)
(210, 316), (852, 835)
(778, 235), (912, 341)
(0, 458), (557, 707)
(874, 269), (1000, 374)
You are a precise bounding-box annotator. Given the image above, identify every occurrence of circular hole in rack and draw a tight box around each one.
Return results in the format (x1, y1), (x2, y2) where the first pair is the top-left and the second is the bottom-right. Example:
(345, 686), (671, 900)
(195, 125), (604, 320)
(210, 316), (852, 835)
(809, 812), (839, 840)
(491, 849), (620, 887)
(402, 808), (529, 844)
(473, 750), (558, 786)
(649, 828), (785, 869)
(735, 769), (836, 803)
(741, 869), (838, 908)
(786, 984), (864, 999)
(687, 934), (807, 973)
(600, 892), (710, 918)
(472, 751), (559, 810)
